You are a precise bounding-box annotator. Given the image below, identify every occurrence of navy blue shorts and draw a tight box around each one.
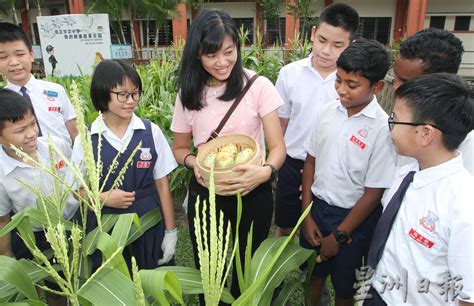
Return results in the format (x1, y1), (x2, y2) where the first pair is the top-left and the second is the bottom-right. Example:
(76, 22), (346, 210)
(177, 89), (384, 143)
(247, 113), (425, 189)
(275, 155), (304, 228)
(300, 195), (381, 299)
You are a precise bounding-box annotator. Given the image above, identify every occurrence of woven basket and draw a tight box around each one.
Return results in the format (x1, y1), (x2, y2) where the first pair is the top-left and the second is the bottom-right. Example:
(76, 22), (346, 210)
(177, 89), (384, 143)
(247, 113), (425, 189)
(196, 134), (262, 194)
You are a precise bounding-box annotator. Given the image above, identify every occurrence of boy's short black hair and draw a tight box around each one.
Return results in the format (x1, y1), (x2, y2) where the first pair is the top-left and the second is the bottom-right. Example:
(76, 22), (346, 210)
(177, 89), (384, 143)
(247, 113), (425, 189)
(90, 59), (142, 112)
(316, 3), (359, 39)
(399, 28), (464, 74)
(337, 38), (391, 85)
(0, 88), (35, 134)
(395, 73), (473, 151)
(0, 22), (33, 51)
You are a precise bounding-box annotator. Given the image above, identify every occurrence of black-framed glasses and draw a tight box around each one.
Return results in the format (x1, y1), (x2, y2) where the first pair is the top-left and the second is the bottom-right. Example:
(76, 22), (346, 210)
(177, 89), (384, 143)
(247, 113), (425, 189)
(388, 113), (445, 133)
(110, 90), (142, 103)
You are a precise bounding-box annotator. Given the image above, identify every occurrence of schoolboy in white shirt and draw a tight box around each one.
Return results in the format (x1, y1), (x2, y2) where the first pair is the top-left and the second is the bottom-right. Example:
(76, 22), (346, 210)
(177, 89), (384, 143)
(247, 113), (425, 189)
(365, 73), (474, 306)
(275, 3), (359, 236)
(0, 22), (77, 146)
(0, 89), (77, 306)
(300, 39), (396, 306)
(391, 28), (473, 175)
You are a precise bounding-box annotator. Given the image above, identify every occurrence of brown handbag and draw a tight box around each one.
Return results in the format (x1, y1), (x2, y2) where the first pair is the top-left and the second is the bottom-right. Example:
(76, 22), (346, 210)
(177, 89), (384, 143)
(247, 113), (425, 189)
(207, 74), (259, 142)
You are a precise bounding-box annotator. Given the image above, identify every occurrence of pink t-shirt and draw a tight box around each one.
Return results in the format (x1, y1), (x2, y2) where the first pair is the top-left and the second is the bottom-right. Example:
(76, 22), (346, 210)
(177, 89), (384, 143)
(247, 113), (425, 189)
(171, 70), (283, 152)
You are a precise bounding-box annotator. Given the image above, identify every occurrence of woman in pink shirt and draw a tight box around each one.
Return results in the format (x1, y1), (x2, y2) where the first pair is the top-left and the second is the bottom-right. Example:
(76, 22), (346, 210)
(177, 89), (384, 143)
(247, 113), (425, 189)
(171, 9), (285, 300)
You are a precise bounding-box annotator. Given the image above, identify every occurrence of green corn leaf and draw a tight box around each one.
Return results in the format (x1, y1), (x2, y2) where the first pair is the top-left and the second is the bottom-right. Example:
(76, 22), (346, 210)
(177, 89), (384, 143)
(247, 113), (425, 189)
(111, 213), (140, 248)
(156, 266), (235, 304)
(0, 260), (61, 300)
(126, 208), (161, 246)
(0, 208), (74, 238)
(139, 269), (183, 305)
(0, 256), (39, 301)
(233, 203), (312, 305)
(95, 232), (130, 278)
(272, 277), (302, 306)
(251, 240), (313, 305)
(0, 300), (47, 306)
(78, 267), (136, 305)
(84, 214), (119, 255)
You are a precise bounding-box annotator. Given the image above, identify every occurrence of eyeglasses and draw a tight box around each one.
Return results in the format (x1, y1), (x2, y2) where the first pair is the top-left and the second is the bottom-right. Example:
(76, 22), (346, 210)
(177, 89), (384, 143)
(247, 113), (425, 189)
(388, 113), (445, 133)
(110, 90), (142, 103)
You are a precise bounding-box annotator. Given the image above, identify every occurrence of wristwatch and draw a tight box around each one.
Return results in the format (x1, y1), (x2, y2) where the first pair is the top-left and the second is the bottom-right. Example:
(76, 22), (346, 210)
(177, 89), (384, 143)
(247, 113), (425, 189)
(263, 163), (278, 182)
(333, 228), (351, 244)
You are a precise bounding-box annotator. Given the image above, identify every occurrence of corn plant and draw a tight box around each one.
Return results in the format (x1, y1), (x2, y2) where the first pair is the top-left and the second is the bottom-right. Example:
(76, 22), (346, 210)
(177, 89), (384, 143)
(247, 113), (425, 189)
(0, 81), (181, 305)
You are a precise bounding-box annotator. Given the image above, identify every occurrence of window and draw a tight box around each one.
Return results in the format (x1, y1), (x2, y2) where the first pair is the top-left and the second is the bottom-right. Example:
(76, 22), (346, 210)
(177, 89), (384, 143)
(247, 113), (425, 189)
(454, 16), (471, 31)
(110, 21), (131, 45)
(357, 17), (391, 45)
(233, 18), (254, 44)
(266, 18), (286, 46)
(429, 16), (446, 29)
(141, 20), (173, 46)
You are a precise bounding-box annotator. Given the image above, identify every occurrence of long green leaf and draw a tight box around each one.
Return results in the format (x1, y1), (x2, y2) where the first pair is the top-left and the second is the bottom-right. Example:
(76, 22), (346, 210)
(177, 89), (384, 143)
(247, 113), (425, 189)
(233, 203), (312, 305)
(0, 300), (47, 306)
(272, 277), (302, 306)
(0, 260), (60, 300)
(139, 269), (184, 305)
(253, 241), (313, 305)
(156, 266), (234, 304)
(95, 232), (129, 278)
(126, 208), (161, 246)
(111, 213), (139, 248)
(0, 256), (39, 300)
(84, 214), (119, 255)
(78, 267), (136, 305)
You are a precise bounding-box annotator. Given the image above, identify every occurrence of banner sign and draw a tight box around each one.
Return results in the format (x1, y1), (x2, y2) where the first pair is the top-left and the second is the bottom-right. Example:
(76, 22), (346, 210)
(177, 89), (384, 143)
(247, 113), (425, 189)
(37, 14), (112, 77)
(111, 44), (133, 59)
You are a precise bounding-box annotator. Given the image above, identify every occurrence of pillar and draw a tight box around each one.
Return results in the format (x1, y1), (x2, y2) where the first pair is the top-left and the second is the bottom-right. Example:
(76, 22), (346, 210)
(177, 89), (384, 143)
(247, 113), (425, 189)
(172, 3), (187, 43)
(285, 0), (300, 47)
(405, 0), (427, 36)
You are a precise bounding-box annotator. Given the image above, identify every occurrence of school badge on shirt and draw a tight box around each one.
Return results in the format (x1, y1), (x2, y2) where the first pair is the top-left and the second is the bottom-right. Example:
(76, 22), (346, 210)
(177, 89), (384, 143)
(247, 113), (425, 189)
(357, 125), (371, 138)
(43, 90), (59, 102)
(419, 210), (439, 233)
(137, 148), (152, 168)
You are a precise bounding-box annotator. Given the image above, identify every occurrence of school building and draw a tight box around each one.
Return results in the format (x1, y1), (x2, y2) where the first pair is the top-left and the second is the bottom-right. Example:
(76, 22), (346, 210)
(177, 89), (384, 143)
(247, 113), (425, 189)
(1, 0), (473, 77)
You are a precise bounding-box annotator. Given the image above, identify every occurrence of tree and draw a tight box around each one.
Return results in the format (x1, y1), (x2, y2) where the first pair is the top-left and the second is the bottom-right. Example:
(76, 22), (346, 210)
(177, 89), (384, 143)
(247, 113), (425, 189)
(140, 0), (179, 48)
(286, 0), (321, 42)
(0, 0), (20, 24)
(258, 0), (284, 50)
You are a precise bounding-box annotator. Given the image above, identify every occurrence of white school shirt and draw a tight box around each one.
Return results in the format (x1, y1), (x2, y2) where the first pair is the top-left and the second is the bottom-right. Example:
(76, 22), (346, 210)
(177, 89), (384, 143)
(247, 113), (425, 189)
(374, 154), (474, 305)
(276, 54), (338, 161)
(70, 113), (177, 182)
(7, 75), (76, 146)
(303, 97), (396, 209)
(0, 137), (79, 221)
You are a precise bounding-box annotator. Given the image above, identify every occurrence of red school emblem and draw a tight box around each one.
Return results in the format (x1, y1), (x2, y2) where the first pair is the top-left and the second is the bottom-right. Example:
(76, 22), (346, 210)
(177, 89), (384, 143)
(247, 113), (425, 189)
(350, 135), (366, 149)
(55, 160), (65, 170)
(48, 106), (61, 113)
(409, 228), (434, 248)
(137, 161), (152, 168)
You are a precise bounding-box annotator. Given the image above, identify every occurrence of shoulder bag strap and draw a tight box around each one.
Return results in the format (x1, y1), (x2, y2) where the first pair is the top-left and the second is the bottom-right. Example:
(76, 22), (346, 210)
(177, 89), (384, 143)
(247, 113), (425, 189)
(207, 74), (259, 142)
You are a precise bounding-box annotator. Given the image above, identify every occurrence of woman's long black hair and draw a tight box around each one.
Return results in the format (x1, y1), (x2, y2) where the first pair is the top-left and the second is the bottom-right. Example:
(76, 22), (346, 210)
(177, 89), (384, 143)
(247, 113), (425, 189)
(177, 9), (246, 111)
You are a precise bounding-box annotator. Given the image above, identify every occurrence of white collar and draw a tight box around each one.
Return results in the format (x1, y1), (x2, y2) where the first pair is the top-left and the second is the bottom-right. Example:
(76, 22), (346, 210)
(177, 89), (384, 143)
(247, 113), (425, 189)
(336, 95), (378, 119)
(90, 113), (145, 136)
(0, 137), (47, 176)
(305, 53), (337, 81)
(411, 153), (465, 189)
(7, 74), (36, 93)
